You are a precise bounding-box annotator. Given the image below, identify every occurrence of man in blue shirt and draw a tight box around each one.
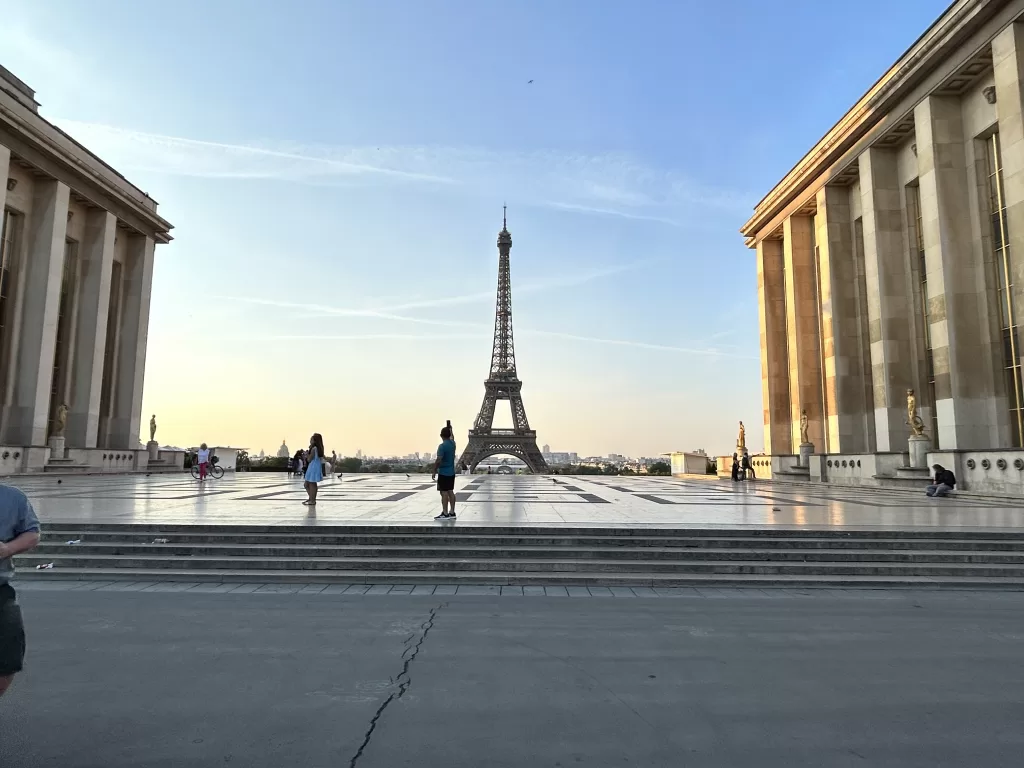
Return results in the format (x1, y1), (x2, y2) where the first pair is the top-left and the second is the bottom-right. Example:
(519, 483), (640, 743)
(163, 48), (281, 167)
(1, 484), (41, 698)
(431, 421), (458, 520)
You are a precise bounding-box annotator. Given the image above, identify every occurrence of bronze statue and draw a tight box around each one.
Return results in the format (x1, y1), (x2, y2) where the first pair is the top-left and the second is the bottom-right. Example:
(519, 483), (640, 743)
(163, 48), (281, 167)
(906, 388), (926, 437)
(800, 409), (810, 444)
(149, 414), (157, 442)
(737, 421), (746, 451)
(54, 403), (68, 437)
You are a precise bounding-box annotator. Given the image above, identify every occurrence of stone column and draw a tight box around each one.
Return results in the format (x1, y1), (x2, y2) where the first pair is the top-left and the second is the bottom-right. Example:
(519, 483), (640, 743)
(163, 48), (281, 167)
(915, 95), (1000, 448)
(108, 234), (154, 449)
(815, 185), (874, 453)
(1, 179), (69, 446)
(757, 238), (791, 454)
(859, 148), (914, 451)
(0, 148), (10, 424)
(66, 211), (115, 448)
(0, 146), (10, 215)
(783, 215), (824, 451)
(992, 23), (1024, 444)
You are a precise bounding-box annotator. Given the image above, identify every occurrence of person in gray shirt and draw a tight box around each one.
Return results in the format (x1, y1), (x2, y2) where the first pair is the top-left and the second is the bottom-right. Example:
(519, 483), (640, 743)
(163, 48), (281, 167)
(1, 484), (41, 698)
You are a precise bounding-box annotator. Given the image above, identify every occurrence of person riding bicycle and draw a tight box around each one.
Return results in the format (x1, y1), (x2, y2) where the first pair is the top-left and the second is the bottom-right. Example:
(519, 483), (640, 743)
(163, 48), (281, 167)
(197, 443), (211, 481)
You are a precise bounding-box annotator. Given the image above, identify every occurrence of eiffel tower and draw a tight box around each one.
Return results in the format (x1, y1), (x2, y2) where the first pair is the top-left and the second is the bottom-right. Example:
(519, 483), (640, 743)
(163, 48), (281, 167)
(459, 209), (549, 474)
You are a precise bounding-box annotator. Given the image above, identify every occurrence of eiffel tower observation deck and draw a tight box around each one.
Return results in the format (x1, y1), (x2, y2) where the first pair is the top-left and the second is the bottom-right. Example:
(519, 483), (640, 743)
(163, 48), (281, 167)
(458, 209), (549, 473)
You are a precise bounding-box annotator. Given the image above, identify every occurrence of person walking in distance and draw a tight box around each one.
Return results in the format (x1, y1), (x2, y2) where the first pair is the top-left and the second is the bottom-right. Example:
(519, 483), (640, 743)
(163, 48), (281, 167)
(196, 443), (211, 482)
(0, 483), (41, 698)
(432, 421), (458, 519)
(303, 433), (326, 506)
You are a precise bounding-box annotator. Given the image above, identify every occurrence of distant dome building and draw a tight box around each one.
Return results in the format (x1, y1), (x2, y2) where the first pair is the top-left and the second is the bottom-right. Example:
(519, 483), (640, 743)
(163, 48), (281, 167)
(277, 440), (289, 458)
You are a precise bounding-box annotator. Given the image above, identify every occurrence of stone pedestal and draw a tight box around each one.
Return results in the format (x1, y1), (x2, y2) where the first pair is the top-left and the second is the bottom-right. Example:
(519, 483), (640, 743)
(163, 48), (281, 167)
(799, 442), (815, 467)
(48, 436), (65, 460)
(908, 435), (931, 469)
(147, 440), (160, 461)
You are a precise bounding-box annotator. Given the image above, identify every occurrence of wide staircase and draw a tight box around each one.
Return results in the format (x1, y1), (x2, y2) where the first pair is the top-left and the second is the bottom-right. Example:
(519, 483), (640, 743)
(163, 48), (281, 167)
(16, 523), (1024, 589)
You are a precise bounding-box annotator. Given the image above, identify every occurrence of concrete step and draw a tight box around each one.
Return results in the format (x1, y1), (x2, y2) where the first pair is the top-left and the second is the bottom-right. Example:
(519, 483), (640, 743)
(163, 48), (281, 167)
(16, 553), (1024, 577)
(30, 523), (1024, 586)
(29, 542), (1024, 564)
(38, 531), (1024, 552)
(38, 526), (1024, 545)
(17, 568), (1024, 590)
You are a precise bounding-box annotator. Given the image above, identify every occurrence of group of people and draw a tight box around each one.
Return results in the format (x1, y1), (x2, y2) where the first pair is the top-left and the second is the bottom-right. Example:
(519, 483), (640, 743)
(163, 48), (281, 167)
(730, 452), (756, 481)
(281, 421), (461, 518)
(0, 422), (981, 704)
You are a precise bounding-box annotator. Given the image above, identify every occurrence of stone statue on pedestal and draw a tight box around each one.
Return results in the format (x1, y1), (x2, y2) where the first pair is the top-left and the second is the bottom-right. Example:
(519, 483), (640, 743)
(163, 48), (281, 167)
(150, 414), (157, 442)
(54, 403), (68, 437)
(737, 421), (746, 452)
(800, 409), (809, 444)
(906, 389), (926, 436)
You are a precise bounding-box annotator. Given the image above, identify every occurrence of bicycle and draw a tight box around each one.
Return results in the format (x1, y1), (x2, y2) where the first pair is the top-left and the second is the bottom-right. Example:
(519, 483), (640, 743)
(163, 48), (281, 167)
(191, 459), (225, 480)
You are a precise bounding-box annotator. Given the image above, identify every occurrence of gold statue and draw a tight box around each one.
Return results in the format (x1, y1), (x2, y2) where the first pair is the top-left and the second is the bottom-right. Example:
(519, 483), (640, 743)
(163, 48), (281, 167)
(800, 409), (809, 444)
(906, 388), (926, 437)
(149, 414), (157, 442)
(737, 421), (746, 451)
(54, 403), (68, 437)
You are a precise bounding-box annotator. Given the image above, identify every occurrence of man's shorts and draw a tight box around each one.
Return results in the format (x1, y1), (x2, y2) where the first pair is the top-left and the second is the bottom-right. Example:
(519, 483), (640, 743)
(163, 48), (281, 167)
(0, 584), (26, 677)
(436, 474), (456, 492)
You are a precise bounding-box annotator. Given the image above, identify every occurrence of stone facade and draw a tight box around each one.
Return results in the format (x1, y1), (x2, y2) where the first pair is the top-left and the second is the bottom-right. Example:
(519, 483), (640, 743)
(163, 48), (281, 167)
(0, 66), (174, 473)
(741, 0), (1024, 494)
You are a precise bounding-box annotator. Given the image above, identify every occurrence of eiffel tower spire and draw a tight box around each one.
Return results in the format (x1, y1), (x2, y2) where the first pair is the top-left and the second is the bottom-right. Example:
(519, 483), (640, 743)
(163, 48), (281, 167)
(490, 207), (516, 378)
(458, 209), (549, 474)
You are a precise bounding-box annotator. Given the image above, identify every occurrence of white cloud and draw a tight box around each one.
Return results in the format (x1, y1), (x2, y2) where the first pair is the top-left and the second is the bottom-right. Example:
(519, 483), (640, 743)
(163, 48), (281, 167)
(218, 292), (750, 359)
(53, 120), (751, 225)
(252, 333), (479, 342)
(216, 259), (649, 323)
(215, 295), (484, 330)
(519, 329), (757, 359)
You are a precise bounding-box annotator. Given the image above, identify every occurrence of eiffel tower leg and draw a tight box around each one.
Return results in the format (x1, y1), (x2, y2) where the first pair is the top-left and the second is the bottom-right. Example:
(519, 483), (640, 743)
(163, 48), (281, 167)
(521, 442), (549, 474)
(474, 394), (496, 431)
(458, 437), (487, 473)
(509, 391), (532, 432)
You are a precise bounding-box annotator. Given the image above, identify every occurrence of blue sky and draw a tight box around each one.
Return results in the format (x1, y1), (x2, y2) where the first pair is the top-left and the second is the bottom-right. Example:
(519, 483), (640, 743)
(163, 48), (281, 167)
(1, 0), (950, 457)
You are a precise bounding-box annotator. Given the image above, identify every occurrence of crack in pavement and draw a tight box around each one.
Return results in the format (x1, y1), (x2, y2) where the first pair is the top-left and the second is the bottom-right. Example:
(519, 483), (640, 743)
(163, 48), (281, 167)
(347, 603), (446, 768)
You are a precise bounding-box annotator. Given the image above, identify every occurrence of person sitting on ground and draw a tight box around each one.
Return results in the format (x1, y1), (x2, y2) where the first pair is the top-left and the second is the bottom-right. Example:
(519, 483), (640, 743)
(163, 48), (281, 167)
(292, 450), (305, 477)
(926, 464), (957, 497)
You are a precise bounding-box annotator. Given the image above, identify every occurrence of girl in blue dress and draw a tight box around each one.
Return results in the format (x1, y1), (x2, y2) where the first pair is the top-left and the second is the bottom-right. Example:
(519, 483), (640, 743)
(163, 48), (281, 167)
(303, 433), (326, 505)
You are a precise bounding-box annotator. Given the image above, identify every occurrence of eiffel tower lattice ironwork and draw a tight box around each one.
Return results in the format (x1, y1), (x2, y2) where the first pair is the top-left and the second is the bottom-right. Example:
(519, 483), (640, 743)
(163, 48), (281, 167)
(459, 209), (549, 474)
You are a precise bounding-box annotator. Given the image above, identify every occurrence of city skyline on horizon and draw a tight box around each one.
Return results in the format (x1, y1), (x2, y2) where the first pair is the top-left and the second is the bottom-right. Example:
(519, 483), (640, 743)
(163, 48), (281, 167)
(0, 0), (950, 459)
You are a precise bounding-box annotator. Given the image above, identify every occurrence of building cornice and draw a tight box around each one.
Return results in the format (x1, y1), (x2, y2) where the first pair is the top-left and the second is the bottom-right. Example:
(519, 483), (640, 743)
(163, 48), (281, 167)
(740, 0), (1006, 243)
(0, 95), (173, 244)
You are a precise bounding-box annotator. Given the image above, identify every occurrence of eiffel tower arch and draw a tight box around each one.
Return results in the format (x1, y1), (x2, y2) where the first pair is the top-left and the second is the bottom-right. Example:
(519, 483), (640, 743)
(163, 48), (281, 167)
(459, 210), (549, 474)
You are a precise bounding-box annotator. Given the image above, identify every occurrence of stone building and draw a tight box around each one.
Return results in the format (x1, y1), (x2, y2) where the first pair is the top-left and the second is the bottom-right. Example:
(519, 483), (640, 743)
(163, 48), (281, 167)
(0, 66), (174, 473)
(741, 0), (1024, 494)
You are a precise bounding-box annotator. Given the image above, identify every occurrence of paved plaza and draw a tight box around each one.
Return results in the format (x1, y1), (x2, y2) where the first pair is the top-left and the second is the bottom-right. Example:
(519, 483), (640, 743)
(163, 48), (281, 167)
(1, 589), (1023, 767)
(7, 472), (1024, 531)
